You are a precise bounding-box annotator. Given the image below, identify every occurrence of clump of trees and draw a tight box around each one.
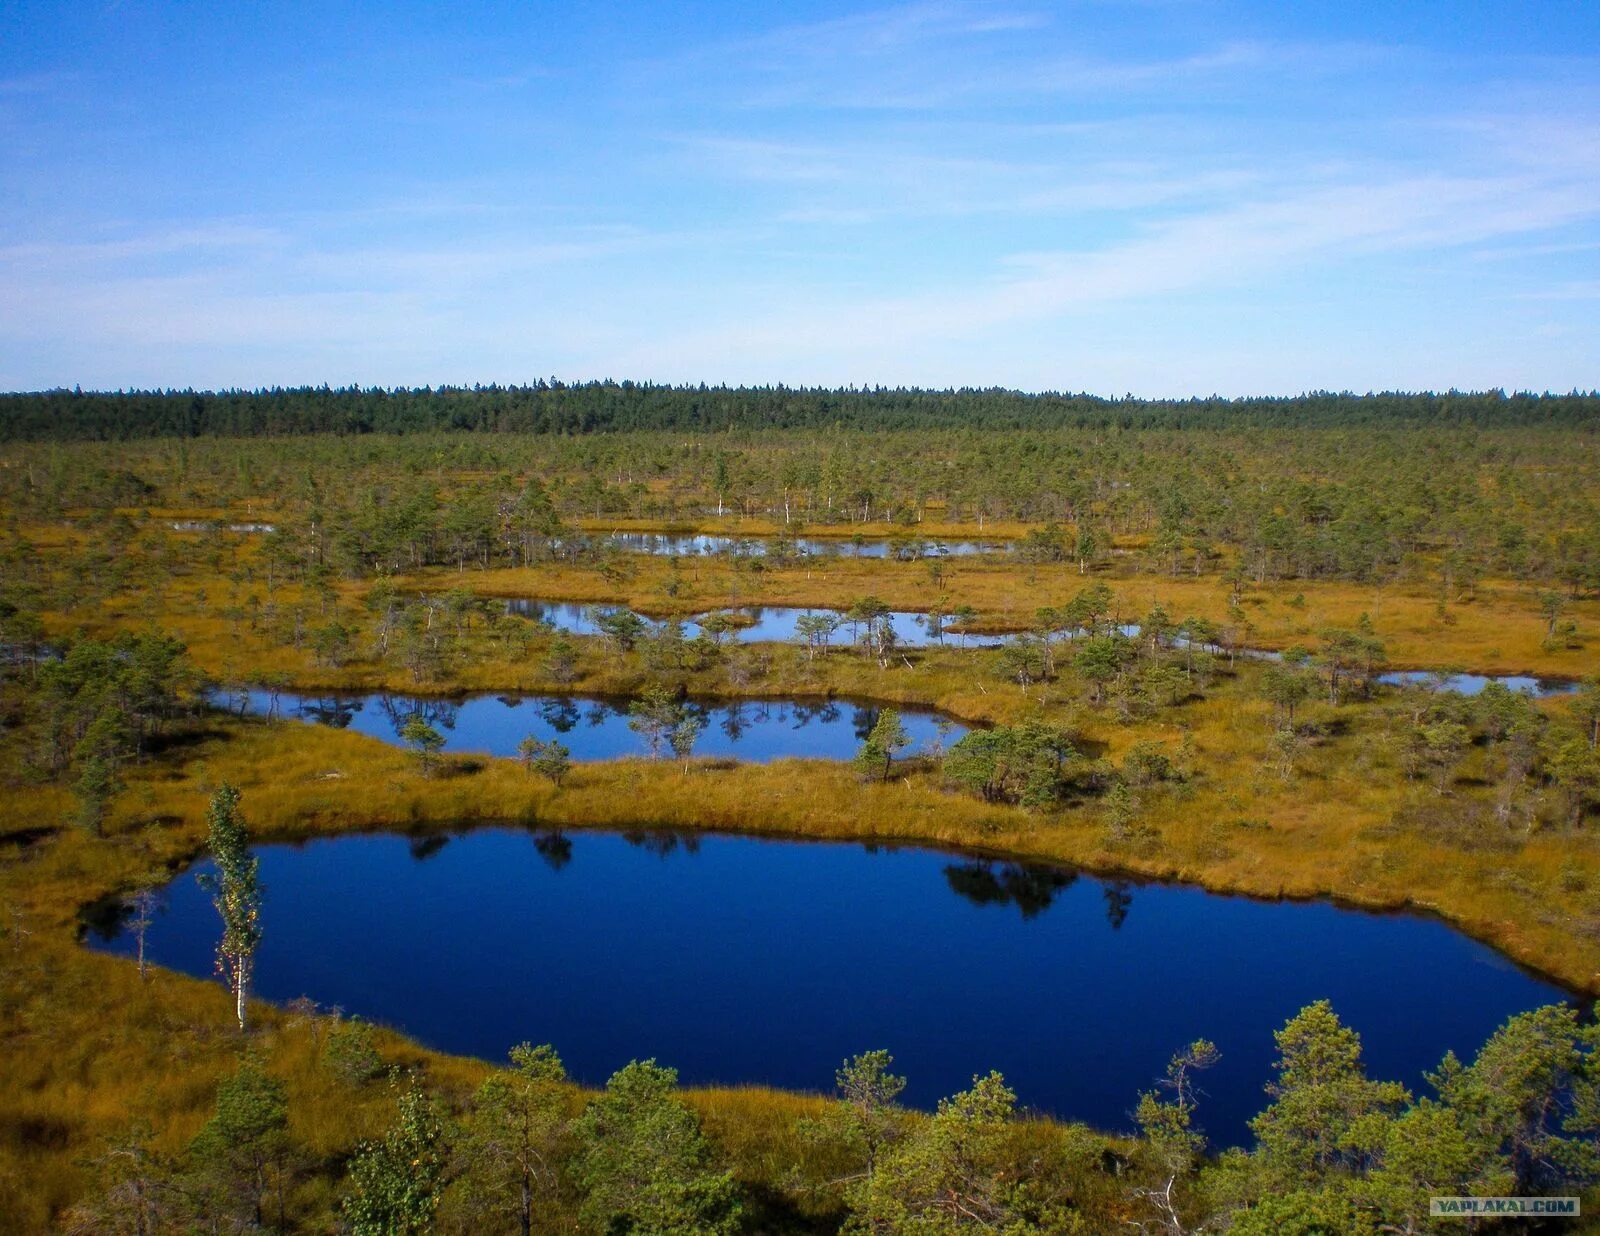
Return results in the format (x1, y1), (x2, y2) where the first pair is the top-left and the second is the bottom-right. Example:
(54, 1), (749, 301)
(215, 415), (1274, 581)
(399, 713), (447, 776)
(517, 735), (572, 787)
(33, 632), (200, 834)
(1372, 677), (1600, 832)
(628, 686), (703, 768)
(943, 721), (1081, 806)
(63, 998), (1600, 1233)
(571, 1059), (742, 1234)
(986, 591), (1224, 720)
(343, 1077), (452, 1234)
(1203, 1001), (1600, 1233)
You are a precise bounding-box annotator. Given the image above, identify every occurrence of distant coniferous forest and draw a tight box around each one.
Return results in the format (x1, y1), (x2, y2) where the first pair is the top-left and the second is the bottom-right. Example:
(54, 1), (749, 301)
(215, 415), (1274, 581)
(1, 383), (1598, 439)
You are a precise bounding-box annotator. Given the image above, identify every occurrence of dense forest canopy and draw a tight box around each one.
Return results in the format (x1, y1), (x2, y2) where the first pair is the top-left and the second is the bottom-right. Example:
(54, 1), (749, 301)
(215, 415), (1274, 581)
(2, 383), (1599, 439)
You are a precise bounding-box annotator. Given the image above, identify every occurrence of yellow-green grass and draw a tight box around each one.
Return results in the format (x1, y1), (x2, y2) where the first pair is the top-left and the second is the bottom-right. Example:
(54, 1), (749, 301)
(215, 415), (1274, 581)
(0, 752), (849, 1229)
(4, 685), (1598, 1226)
(25, 506), (1600, 674)
(423, 556), (1596, 679)
(28, 515), (1597, 684)
(8, 439), (1600, 1227)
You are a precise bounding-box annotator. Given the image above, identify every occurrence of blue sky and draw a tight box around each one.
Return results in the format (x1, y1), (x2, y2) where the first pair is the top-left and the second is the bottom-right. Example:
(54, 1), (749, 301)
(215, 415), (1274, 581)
(2, 1), (1597, 395)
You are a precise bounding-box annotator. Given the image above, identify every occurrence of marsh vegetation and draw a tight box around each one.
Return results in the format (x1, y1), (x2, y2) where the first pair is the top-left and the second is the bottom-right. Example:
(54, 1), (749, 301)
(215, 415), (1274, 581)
(3, 392), (1600, 1231)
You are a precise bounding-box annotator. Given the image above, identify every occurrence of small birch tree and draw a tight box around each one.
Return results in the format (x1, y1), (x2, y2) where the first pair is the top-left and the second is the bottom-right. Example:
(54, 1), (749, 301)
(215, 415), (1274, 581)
(200, 784), (262, 1032)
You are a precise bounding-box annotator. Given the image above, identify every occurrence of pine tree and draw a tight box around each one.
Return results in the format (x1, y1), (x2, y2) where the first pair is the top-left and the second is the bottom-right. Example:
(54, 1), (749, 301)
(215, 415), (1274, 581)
(572, 1060), (741, 1235)
(854, 709), (910, 782)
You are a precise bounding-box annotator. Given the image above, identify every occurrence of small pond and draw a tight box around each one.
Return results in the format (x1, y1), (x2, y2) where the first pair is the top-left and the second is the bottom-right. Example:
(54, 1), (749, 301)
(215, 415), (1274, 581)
(170, 520), (276, 533)
(495, 601), (1582, 697)
(604, 532), (1004, 558)
(225, 690), (967, 762)
(1377, 670), (1579, 698)
(87, 828), (1578, 1147)
(502, 600), (994, 648)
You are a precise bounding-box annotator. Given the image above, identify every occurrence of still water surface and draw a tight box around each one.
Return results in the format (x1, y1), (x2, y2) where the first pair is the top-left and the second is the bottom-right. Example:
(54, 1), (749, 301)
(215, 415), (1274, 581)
(502, 600), (973, 648)
(89, 827), (1575, 1146)
(227, 690), (967, 761)
(605, 532), (1003, 558)
(498, 599), (1581, 695)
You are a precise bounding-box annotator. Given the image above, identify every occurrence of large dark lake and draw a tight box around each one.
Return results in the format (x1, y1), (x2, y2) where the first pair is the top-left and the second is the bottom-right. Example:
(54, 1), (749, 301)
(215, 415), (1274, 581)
(88, 827), (1574, 1147)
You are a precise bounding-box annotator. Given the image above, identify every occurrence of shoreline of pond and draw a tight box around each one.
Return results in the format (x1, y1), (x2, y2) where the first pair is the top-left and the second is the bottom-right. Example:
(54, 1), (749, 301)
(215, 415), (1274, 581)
(83, 820), (1586, 1145)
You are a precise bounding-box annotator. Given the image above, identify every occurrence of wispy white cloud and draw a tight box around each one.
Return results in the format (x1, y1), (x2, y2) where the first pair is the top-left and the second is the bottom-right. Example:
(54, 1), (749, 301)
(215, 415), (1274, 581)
(5, 141), (1595, 390)
(654, 1), (1388, 113)
(1514, 281), (1600, 301)
(613, 146), (1600, 378)
(2, 1), (1598, 393)
(0, 224), (287, 267)
(681, 133), (1262, 224)
(1468, 237), (1600, 263)
(729, 2), (1053, 56)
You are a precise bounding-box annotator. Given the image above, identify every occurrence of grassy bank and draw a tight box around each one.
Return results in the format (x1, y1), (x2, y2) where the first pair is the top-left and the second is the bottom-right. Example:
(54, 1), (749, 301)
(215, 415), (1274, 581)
(21, 512), (1598, 680)
(5, 707), (1598, 1221)
(6, 424), (1600, 1230)
(8, 503), (1600, 1229)
(5, 711), (1597, 1223)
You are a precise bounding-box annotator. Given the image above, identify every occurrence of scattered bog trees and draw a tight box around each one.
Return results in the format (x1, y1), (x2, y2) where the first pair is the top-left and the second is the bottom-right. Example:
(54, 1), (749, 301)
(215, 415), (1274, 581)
(72, 707), (127, 835)
(188, 1056), (290, 1231)
(400, 713), (446, 776)
(1131, 1039), (1220, 1235)
(1249, 1000), (1409, 1187)
(627, 686), (702, 768)
(794, 611), (840, 660)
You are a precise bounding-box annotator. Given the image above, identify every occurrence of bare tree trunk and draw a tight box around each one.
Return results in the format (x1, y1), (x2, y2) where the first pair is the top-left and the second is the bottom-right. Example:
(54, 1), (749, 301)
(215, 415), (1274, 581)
(132, 891), (154, 981)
